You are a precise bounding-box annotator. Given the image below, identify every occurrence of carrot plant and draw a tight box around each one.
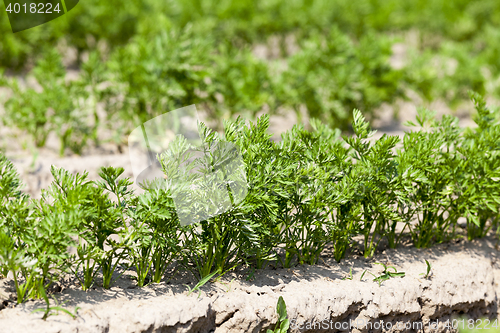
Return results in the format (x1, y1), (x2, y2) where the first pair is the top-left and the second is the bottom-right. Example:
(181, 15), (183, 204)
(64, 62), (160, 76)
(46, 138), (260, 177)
(222, 116), (281, 269)
(0, 165), (86, 301)
(0, 154), (37, 301)
(267, 296), (289, 333)
(2, 50), (91, 155)
(127, 187), (180, 285)
(400, 109), (463, 248)
(93, 167), (135, 289)
(77, 50), (107, 147)
(209, 45), (280, 122)
(161, 122), (261, 279)
(0, 231), (37, 303)
(308, 119), (360, 262)
(282, 28), (404, 130)
(344, 110), (403, 257)
(456, 92), (500, 240)
(361, 263), (405, 286)
(273, 124), (336, 267)
(32, 282), (79, 320)
(103, 28), (214, 140)
(71, 168), (124, 290)
(33, 167), (98, 294)
(420, 260), (432, 279)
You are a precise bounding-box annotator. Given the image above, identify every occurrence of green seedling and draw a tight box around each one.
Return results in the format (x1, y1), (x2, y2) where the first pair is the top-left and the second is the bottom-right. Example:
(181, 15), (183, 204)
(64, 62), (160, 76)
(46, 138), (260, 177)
(342, 267), (354, 280)
(32, 283), (80, 320)
(71, 243), (102, 291)
(186, 270), (218, 297)
(360, 263), (405, 286)
(246, 266), (256, 282)
(419, 259), (432, 279)
(220, 278), (236, 293)
(0, 232), (39, 303)
(267, 296), (290, 333)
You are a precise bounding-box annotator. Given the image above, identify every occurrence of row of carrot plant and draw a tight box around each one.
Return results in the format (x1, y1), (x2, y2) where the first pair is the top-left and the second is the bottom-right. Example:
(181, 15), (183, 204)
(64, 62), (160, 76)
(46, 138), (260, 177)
(0, 92), (499, 303)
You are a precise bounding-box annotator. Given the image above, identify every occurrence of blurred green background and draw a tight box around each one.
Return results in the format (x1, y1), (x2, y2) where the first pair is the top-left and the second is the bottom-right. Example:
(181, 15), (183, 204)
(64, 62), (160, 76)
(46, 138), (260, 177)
(1, 0), (500, 155)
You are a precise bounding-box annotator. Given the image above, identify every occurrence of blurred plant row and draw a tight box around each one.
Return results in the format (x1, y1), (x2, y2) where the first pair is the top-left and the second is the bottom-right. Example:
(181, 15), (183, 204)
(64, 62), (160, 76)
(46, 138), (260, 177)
(0, 26), (404, 154)
(2, 0), (500, 67)
(1, 24), (499, 155)
(1, 92), (499, 303)
(2, 0), (500, 154)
